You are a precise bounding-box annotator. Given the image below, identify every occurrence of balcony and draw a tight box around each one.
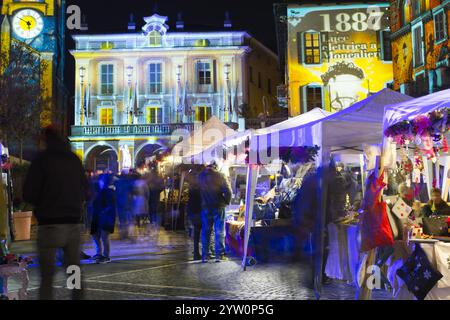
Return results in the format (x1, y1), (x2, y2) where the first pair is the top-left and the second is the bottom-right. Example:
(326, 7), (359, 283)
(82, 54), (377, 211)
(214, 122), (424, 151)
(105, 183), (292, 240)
(71, 123), (202, 137)
(245, 118), (287, 130)
(70, 122), (239, 137)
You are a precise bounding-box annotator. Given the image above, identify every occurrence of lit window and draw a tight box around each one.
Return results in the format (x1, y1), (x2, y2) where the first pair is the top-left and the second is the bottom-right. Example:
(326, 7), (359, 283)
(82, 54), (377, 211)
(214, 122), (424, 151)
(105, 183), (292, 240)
(195, 106), (211, 122)
(148, 63), (162, 94)
(197, 62), (211, 85)
(412, 24), (424, 67)
(100, 64), (114, 95)
(146, 107), (163, 124)
(149, 30), (162, 47)
(303, 86), (322, 112)
(100, 108), (114, 125)
(304, 32), (321, 64)
(434, 11), (447, 43)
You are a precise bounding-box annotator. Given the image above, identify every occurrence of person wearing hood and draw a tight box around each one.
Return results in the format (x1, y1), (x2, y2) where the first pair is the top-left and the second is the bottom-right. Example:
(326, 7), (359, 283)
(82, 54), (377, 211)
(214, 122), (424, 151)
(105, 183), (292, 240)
(23, 126), (88, 300)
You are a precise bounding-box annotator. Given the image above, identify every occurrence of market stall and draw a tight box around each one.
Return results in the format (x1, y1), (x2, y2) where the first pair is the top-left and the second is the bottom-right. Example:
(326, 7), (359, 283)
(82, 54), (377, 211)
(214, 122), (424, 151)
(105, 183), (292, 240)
(372, 88), (450, 300)
(243, 88), (413, 295)
(178, 109), (332, 263)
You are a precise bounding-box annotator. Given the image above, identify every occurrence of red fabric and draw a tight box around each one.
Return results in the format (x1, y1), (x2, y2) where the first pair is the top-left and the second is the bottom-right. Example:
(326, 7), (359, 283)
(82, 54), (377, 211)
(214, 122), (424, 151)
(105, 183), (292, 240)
(360, 172), (394, 252)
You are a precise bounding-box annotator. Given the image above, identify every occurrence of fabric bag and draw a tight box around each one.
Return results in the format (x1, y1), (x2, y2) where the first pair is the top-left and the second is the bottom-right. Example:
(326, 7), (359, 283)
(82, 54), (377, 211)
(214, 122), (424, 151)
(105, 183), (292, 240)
(434, 242), (450, 289)
(423, 215), (449, 236)
(360, 172), (395, 252)
(396, 244), (442, 300)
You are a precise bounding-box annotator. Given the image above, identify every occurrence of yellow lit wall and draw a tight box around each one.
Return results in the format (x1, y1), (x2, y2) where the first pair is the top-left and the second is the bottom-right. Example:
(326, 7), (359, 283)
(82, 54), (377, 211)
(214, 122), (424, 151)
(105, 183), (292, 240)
(287, 3), (393, 116)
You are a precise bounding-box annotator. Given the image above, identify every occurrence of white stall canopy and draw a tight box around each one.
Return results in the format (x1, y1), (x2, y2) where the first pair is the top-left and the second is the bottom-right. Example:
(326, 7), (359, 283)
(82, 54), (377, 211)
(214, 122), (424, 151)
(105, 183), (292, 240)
(253, 88), (414, 154)
(384, 88), (450, 130)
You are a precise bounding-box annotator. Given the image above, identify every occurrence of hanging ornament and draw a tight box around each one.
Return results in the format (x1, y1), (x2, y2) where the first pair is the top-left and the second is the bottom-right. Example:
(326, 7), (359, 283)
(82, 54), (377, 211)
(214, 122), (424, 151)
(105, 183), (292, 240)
(420, 135), (436, 160)
(414, 135), (422, 146)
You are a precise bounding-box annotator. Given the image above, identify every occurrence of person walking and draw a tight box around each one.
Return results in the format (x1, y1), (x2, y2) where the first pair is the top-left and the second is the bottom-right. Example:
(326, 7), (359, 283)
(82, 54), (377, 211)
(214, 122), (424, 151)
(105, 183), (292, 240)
(91, 174), (117, 264)
(186, 171), (203, 261)
(115, 172), (132, 240)
(198, 163), (232, 263)
(131, 171), (150, 238)
(146, 164), (164, 231)
(23, 126), (88, 300)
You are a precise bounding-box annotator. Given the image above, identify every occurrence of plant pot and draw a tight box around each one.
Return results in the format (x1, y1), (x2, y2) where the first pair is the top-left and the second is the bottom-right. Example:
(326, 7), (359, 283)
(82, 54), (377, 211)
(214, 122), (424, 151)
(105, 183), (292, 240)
(13, 212), (32, 241)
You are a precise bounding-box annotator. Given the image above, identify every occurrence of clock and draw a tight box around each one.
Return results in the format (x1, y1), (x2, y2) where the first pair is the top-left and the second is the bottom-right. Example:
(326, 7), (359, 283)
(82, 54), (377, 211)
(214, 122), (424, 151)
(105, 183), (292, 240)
(12, 9), (44, 39)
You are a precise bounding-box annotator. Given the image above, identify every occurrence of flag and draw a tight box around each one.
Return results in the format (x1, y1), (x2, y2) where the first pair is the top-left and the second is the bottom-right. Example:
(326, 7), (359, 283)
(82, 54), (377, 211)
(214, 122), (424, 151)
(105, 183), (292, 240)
(133, 82), (138, 116)
(177, 80), (183, 115)
(233, 80), (239, 117)
(184, 81), (192, 117)
(84, 84), (90, 118)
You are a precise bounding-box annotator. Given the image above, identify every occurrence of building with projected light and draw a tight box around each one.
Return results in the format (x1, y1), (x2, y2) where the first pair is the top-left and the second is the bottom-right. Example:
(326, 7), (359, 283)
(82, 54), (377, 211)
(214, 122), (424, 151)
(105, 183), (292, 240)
(274, 2), (394, 117)
(70, 12), (280, 173)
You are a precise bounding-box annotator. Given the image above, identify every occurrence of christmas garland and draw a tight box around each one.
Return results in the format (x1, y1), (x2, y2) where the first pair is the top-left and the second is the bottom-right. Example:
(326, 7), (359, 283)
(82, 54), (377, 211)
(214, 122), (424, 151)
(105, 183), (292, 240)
(384, 109), (450, 158)
(279, 146), (321, 164)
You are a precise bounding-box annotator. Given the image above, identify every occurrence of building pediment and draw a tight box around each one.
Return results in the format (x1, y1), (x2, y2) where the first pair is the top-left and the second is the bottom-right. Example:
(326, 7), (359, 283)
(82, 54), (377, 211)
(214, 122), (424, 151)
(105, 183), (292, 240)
(142, 14), (169, 36)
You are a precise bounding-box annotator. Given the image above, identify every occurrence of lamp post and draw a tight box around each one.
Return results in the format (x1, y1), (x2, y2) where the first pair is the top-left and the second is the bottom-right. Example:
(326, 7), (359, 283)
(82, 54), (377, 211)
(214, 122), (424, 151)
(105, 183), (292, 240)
(79, 67), (86, 125)
(176, 65), (182, 123)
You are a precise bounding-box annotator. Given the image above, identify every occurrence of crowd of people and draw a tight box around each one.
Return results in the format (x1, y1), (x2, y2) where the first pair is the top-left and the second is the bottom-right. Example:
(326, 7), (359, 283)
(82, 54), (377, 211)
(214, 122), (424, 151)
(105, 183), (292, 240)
(22, 127), (234, 299)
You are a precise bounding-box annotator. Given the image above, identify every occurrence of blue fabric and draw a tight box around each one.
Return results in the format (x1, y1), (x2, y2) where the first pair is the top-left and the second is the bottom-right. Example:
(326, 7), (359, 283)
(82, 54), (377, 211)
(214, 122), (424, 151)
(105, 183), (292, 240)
(201, 208), (226, 259)
(396, 244), (443, 300)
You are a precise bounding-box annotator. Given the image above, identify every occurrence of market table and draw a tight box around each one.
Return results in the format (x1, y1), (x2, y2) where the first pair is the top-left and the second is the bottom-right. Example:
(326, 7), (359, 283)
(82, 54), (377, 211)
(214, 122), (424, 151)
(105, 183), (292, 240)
(325, 223), (360, 285)
(0, 262), (29, 300)
(386, 240), (450, 300)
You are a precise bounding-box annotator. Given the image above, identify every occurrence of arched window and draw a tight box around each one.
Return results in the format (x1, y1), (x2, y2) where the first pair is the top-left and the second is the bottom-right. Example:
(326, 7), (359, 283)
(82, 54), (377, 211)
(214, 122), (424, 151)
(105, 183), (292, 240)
(149, 30), (162, 47)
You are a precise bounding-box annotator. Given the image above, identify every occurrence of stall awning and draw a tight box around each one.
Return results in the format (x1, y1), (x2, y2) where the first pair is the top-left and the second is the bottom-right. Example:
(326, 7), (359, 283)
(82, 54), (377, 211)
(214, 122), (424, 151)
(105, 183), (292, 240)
(384, 88), (450, 130)
(255, 88), (413, 151)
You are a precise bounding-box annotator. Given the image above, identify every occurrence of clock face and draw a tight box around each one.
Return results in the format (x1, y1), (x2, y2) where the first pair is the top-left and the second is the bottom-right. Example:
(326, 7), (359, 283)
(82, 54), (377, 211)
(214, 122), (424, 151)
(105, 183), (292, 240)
(12, 9), (44, 39)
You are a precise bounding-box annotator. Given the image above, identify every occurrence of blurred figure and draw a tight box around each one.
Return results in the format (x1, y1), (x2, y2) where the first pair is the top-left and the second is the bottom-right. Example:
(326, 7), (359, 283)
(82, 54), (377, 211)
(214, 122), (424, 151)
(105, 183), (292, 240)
(115, 171), (133, 240)
(131, 172), (150, 237)
(91, 174), (117, 264)
(186, 171), (202, 261)
(146, 163), (165, 230)
(23, 126), (88, 300)
(198, 163), (232, 263)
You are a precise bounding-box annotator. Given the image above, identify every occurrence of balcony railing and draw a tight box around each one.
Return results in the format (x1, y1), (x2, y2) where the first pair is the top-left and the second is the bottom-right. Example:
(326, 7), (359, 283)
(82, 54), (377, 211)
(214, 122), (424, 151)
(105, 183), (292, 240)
(71, 122), (239, 137)
(71, 123), (202, 137)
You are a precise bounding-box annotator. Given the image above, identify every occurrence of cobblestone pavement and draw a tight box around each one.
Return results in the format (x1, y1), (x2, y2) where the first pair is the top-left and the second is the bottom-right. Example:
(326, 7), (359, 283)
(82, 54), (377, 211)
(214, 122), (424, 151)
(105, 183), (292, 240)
(7, 229), (393, 301)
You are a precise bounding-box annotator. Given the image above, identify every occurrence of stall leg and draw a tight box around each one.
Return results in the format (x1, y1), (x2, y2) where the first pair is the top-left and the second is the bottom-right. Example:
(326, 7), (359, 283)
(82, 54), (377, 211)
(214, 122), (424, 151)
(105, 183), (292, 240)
(242, 164), (259, 271)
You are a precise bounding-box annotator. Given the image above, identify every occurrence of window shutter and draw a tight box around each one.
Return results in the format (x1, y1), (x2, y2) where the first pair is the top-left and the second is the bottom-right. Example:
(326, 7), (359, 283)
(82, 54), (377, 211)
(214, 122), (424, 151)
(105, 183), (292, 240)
(297, 32), (302, 64)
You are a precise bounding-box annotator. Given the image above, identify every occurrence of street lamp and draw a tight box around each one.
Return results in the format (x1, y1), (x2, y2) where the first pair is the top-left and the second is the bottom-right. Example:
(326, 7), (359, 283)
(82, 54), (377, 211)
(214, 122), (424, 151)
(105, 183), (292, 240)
(79, 66), (86, 85)
(176, 65), (182, 83)
(79, 67), (86, 125)
(126, 65), (134, 85)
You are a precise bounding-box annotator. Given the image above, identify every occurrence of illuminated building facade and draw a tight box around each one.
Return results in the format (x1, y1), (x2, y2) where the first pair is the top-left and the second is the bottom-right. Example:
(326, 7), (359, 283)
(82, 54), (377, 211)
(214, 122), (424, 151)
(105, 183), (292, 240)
(276, 2), (394, 116)
(0, 0), (68, 130)
(390, 0), (450, 97)
(70, 13), (279, 173)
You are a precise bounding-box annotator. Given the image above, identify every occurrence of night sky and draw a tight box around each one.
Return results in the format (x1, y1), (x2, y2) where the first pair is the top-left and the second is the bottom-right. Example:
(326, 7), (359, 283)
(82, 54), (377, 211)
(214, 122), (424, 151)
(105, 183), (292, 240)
(66, 0), (280, 50)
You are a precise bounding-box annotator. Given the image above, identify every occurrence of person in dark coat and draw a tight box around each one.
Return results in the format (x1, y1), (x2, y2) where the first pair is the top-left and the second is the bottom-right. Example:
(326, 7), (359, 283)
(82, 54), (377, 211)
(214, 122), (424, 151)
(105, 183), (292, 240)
(23, 126), (88, 300)
(91, 174), (117, 264)
(198, 164), (232, 263)
(186, 171), (203, 260)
